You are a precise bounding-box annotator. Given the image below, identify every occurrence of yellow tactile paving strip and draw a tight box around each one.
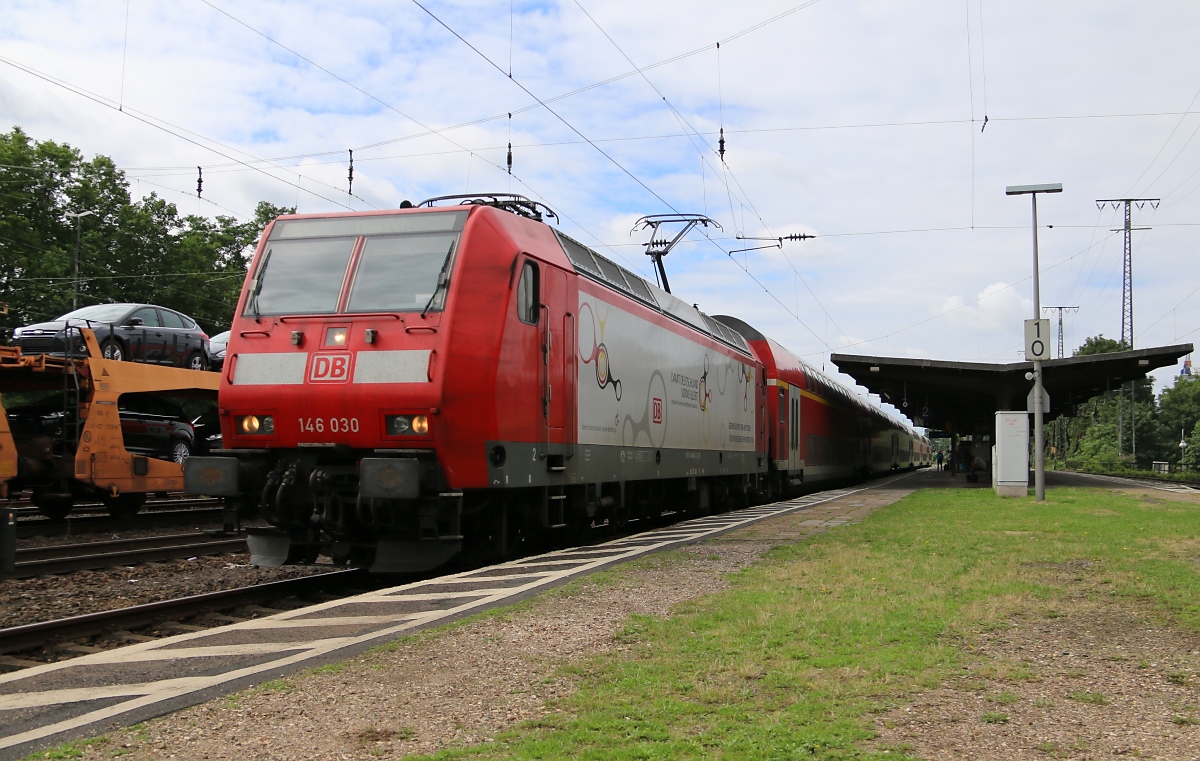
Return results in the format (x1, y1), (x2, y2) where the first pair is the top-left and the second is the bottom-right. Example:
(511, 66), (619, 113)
(0, 471), (925, 759)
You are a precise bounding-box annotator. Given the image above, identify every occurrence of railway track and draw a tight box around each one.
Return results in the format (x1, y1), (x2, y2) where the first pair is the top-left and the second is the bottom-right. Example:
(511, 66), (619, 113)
(0, 476), (915, 672)
(0, 569), (364, 658)
(6, 496), (221, 516)
(13, 506), (228, 539)
(6, 532), (248, 578)
(0, 482), (897, 759)
(1062, 469), (1200, 493)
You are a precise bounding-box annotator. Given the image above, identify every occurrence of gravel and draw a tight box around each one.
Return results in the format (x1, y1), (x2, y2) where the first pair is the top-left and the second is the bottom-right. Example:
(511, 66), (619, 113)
(69, 540), (775, 761)
(871, 601), (1200, 759)
(1, 518), (334, 632)
(1, 556), (333, 630)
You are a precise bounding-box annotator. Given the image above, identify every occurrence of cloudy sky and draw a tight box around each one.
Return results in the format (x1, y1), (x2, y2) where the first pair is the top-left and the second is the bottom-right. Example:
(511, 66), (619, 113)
(3, 0), (1198, 421)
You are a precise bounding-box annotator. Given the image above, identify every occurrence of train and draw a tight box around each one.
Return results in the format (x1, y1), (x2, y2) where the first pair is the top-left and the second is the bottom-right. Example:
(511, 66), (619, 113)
(184, 194), (928, 572)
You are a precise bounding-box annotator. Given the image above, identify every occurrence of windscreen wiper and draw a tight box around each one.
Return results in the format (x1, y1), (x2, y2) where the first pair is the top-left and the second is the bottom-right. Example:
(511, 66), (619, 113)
(421, 241), (457, 319)
(248, 248), (270, 323)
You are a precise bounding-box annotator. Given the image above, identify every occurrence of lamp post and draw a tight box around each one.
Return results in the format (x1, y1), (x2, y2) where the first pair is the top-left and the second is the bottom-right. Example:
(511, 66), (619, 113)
(64, 210), (95, 309)
(1006, 182), (1062, 502)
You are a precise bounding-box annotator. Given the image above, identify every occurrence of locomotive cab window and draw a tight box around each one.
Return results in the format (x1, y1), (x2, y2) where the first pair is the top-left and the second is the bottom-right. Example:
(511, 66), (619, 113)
(347, 233), (459, 313)
(246, 238), (358, 316)
(517, 260), (539, 324)
(248, 210), (468, 317)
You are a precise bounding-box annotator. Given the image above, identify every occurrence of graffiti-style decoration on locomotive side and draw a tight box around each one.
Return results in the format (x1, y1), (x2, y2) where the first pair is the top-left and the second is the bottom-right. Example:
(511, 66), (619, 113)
(577, 299), (622, 402)
(184, 193), (928, 573)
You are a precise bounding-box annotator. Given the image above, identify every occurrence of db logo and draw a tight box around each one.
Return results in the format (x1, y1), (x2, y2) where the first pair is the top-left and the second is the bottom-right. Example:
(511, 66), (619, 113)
(652, 397), (662, 424)
(309, 353), (353, 383)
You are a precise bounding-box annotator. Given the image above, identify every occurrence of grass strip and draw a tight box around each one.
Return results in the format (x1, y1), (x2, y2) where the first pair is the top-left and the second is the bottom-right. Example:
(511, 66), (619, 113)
(411, 486), (1200, 760)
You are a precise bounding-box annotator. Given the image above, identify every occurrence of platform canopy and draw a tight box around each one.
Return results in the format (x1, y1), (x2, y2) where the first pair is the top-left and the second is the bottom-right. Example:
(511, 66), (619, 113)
(831, 343), (1193, 436)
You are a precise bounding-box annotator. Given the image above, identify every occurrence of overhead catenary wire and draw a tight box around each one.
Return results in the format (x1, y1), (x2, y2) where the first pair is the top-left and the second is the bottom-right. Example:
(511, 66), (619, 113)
(1137, 117), (1200, 197)
(109, 110), (1200, 176)
(964, 0), (976, 226)
(408, 0), (833, 350)
(1125, 84), (1200, 196)
(569, 0), (844, 348)
(348, 0), (826, 155)
(977, 0), (989, 130)
(191, 0), (655, 280)
(568, 0), (768, 236)
(0, 55), (364, 212)
(119, 0), (131, 111)
(806, 230), (1125, 359)
(409, 0), (681, 215)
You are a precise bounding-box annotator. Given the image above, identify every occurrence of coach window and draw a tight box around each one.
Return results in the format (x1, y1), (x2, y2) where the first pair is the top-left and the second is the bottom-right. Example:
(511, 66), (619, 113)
(517, 260), (539, 324)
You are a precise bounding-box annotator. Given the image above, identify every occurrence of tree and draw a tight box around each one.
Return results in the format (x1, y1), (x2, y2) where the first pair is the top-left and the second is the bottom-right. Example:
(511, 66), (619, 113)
(0, 126), (101, 328)
(0, 127), (293, 338)
(1181, 421), (1200, 471)
(1154, 374), (1200, 466)
(1063, 334), (1161, 468)
(1075, 334), (1127, 356)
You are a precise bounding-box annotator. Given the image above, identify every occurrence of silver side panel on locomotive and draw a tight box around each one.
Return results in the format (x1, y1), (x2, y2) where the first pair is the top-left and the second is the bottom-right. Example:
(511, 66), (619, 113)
(575, 292), (757, 454)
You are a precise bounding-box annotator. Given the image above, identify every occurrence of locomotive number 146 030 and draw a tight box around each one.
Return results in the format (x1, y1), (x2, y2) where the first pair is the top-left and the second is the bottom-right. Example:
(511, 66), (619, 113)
(299, 417), (360, 433)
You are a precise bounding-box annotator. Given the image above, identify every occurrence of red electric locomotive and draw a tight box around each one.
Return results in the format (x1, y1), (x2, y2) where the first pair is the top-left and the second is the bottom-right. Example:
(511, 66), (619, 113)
(185, 194), (925, 571)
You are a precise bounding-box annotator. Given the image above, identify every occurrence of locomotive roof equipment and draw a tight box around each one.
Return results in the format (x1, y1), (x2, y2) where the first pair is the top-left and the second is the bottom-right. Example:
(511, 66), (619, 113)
(631, 213), (721, 294)
(417, 193), (557, 223)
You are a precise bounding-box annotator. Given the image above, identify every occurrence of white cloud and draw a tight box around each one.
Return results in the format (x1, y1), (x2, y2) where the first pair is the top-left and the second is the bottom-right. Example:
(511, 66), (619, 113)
(2, 0), (1197, 400)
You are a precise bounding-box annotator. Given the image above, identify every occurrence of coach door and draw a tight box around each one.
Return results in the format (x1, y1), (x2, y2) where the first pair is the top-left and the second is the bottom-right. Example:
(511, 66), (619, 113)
(541, 265), (569, 448)
(776, 384), (788, 465)
(789, 384), (802, 471)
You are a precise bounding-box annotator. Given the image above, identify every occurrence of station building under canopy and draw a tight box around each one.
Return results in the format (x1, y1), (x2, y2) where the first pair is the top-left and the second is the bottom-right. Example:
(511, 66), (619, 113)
(831, 343), (1194, 440)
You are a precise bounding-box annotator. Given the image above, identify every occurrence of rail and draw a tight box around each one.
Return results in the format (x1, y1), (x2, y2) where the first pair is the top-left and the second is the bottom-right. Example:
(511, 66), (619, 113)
(0, 569), (364, 655)
(6, 532), (248, 578)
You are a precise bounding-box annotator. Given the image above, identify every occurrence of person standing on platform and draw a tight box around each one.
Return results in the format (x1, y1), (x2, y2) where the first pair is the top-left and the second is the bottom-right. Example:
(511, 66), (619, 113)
(935, 450), (944, 471)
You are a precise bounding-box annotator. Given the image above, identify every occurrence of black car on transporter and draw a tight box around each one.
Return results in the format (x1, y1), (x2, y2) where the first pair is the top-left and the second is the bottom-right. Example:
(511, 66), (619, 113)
(13, 303), (210, 370)
(5, 392), (204, 519)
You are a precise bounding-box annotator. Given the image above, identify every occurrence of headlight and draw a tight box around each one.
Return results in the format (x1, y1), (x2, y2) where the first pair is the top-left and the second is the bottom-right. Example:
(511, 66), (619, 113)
(325, 327), (348, 346)
(237, 415), (274, 435)
(386, 414), (429, 436)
